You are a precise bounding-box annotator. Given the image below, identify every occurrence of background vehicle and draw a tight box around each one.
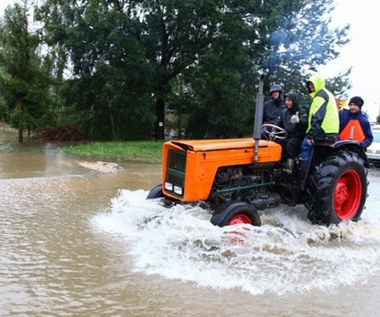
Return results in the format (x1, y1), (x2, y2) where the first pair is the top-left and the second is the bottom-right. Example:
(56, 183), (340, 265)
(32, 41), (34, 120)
(367, 128), (380, 166)
(147, 78), (370, 227)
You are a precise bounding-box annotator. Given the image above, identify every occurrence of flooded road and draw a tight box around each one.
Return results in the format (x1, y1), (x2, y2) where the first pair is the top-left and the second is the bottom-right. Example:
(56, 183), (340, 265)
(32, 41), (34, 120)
(1, 127), (380, 317)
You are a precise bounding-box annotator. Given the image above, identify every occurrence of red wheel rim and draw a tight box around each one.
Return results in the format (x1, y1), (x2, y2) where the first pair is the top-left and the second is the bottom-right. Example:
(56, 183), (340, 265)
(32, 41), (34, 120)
(228, 214), (253, 225)
(334, 169), (362, 220)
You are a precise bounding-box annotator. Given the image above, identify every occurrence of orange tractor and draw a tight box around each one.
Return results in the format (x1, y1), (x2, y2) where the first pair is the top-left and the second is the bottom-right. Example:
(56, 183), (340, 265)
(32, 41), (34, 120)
(147, 78), (369, 227)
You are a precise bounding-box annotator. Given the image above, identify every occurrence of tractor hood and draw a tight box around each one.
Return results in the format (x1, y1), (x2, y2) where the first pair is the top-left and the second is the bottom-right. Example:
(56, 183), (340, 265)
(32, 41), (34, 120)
(169, 138), (271, 152)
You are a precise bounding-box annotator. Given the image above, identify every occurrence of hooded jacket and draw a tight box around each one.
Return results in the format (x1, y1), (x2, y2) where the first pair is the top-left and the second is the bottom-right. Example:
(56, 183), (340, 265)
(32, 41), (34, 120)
(263, 86), (285, 124)
(276, 91), (308, 139)
(306, 74), (339, 142)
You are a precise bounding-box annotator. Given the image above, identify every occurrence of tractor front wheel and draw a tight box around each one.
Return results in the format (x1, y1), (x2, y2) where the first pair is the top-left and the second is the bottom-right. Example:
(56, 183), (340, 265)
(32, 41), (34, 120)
(210, 201), (261, 227)
(146, 184), (163, 199)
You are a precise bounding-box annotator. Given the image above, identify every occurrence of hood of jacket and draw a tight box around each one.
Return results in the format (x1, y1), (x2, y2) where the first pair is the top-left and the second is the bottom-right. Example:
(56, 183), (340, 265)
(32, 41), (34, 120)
(307, 74), (325, 98)
(284, 91), (299, 113)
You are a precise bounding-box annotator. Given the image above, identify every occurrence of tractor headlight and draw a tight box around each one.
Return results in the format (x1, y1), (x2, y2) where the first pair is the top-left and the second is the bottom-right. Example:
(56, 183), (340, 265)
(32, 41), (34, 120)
(164, 182), (173, 191)
(164, 182), (183, 196)
(173, 185), (183, 195)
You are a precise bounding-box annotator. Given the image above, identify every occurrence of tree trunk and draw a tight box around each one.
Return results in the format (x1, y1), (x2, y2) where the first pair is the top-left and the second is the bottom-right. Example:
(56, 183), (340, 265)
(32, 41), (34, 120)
(18, 128), (24, 144)
(110, 109), (116, 139)
(155, 97), (165, 140)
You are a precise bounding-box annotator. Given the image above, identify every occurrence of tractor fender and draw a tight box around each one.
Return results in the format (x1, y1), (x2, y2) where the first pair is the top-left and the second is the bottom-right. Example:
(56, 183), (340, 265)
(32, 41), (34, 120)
(312, 140), (369, 168)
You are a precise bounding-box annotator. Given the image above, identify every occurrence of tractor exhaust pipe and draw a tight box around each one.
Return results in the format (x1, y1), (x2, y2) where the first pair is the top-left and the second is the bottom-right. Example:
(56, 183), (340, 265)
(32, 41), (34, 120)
(253, 75), (265, 163)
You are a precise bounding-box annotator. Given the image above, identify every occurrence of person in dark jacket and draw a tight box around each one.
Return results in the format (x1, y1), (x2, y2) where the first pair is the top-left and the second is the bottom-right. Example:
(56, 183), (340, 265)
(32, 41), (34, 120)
(275, 91), (308, 173)
(339, 96), (373, 150)
(262, 83), (285, 124)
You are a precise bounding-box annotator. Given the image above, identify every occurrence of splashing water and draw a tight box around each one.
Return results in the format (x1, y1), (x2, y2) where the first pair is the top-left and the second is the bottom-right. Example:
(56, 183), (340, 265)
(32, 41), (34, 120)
(92, 189), (380, 296)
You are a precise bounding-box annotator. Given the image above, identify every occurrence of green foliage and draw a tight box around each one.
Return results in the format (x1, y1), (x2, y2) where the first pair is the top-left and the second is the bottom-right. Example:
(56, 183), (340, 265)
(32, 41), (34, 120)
(0, 1), (55, 142)
(9, 104), (31, 129)
(251, 0), (351, 102)
(185, 48), (255, 138)
(30, 0), (353, 140)
(36, 0), (156, 139)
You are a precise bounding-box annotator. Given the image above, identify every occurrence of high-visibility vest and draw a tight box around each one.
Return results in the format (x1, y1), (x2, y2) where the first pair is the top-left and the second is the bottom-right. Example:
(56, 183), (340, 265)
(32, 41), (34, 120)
(339, 119), (365, 142)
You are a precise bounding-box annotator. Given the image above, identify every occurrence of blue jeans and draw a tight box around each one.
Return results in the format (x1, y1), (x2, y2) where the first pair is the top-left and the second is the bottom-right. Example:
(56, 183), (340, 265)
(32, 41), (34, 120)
(299, 137), (312, 162)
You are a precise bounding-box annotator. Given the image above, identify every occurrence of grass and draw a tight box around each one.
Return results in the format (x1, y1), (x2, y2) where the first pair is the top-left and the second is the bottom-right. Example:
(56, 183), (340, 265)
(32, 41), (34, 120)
(59, 140), (165, 164)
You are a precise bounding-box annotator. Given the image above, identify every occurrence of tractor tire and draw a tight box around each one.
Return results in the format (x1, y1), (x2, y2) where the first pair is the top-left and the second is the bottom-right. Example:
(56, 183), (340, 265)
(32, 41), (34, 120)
(304, 150), (368, 225)
(146, 184), (163, 199)
(210, 201), (261, 227)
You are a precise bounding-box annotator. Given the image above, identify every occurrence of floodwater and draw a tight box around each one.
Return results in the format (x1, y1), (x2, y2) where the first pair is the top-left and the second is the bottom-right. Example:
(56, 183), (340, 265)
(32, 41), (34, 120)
(1, 127), (380, 317)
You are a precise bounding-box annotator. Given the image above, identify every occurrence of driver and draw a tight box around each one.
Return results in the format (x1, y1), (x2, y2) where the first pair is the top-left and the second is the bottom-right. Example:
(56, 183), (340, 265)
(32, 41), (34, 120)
(275, 91), (308, 174)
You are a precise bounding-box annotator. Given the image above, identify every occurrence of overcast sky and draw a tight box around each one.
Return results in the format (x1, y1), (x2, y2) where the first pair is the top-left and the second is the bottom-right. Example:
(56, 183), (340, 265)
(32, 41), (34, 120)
(319, 0), (380, 121)
(1, 0), (379, 121)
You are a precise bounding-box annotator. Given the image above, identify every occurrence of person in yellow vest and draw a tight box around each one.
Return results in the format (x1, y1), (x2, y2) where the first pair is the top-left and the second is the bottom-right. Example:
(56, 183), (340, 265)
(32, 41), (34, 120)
(299, 74), (339, 161)
(339, 96), (373, 150)
(297, 74), (339, 184)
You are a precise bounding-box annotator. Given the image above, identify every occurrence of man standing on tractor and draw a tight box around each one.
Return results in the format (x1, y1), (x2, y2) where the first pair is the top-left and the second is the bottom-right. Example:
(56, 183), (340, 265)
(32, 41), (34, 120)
(298, 74), (339, 181)
(262, 83), (285, 124)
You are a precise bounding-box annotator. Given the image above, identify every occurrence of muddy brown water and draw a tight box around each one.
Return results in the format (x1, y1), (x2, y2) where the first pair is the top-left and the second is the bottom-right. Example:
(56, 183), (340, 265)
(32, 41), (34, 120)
(1, 127), (380, 317)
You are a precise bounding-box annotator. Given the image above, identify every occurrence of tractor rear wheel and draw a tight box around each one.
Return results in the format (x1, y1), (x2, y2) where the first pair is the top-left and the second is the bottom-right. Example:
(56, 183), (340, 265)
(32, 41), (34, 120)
(211, 201), (261, 227)
(305, 150), (368, 225)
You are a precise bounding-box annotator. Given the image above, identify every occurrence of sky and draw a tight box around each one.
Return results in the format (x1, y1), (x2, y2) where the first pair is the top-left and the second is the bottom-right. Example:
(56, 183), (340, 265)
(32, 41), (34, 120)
(1, 0), (379, 121)
(319, 0), (380, 122)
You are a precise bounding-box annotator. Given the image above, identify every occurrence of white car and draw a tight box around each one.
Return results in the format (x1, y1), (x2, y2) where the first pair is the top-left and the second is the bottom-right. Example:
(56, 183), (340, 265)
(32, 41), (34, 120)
(367, 129), (380, 165)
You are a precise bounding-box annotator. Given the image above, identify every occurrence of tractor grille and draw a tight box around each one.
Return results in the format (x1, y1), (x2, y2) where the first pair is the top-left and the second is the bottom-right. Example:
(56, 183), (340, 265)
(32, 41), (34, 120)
(164, 150), (187, 197)
(168, 150), (186, 171)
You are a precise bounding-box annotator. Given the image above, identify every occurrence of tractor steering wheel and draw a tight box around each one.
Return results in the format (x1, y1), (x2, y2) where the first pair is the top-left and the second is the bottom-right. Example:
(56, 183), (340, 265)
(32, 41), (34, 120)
(262, 123), (288, 141)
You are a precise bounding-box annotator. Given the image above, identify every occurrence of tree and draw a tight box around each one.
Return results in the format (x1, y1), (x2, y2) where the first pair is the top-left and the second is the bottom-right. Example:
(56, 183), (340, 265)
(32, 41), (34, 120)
(35, 0), (352, 140)
(36, 0), (156, 140)
(180, 0), (352, 137)
(0, 0), (52, 143)
(140, 0), (248, 139)
(258, 0), (351, 95)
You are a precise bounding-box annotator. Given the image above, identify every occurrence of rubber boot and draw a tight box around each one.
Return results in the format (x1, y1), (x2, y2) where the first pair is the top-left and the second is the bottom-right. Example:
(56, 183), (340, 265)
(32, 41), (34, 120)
(283, 158), (295, 175)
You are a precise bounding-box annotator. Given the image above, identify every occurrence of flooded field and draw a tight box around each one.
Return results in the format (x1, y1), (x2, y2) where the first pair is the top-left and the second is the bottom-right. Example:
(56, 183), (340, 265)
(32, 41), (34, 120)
(1, 127), (380, 317)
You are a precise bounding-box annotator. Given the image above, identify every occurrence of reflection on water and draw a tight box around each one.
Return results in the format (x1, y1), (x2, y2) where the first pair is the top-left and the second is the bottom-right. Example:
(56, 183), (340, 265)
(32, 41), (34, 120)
(1, 127), (380, 317)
